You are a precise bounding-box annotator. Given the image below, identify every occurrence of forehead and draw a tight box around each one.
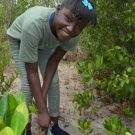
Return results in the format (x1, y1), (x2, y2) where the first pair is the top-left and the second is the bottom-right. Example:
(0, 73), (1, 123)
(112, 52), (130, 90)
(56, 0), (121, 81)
(59, 7), (87, 25)
(58, 7), (73, 15)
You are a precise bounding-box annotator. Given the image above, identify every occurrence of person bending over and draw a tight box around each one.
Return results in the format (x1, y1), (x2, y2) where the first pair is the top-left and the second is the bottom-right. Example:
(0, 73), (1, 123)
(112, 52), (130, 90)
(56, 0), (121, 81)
(7, 0), (97, 134)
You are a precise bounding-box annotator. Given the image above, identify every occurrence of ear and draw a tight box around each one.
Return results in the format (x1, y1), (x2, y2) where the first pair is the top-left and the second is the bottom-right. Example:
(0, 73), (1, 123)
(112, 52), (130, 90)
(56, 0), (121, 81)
(55, 4), (61, 14)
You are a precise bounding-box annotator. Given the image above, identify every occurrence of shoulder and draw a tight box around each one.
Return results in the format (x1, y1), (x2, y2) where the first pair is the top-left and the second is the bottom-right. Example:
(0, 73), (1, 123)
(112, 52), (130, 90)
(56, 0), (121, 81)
(24, 6), (56, 20)
(21, 6), (55, 26)
(21, 7), (55, 30)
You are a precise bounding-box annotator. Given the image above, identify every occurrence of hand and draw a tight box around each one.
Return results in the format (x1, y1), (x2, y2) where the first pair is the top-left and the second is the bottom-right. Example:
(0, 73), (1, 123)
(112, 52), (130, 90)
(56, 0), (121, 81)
(37, 110), (51, 132)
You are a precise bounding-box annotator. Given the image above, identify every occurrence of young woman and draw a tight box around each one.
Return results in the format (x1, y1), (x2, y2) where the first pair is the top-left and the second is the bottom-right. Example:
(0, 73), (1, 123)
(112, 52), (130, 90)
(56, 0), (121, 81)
(7, 0), (97, 134)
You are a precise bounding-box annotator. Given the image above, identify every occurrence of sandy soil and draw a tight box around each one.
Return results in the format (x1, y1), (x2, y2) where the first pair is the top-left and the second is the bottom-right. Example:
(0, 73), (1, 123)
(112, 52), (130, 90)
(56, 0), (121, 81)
(4, 56), (135, 135)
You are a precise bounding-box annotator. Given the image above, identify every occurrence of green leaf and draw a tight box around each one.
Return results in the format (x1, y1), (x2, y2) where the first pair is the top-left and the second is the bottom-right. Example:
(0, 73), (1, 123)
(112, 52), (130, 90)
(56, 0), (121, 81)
(78, 119), (82, 125)
(76, 63), (83, 73)
(9, 92), (19, 118)
(125, 132), (132, 135)
(16, 92), (26, 103)
(111, 115), (117, 125)
(88, 78), (93, 85)
(115, 46), (121, 50)
(110, 73), (115, 79)
(0, 92), (11, 126)
(88, 63), (92, 71)
(95, 55), (101, 68)
(78, 120), (83, 128)
(29, 106), (38, 114)
(78, 127), (85, 133)
(125, 78), (129, 84)
(120, 80), (125, 87)
(11, 112), (25, 135)
(100, 56), (103, 65)
(124, 84), (130, 96)
(83, 121), (89, 130)
(112, 124), (117, 132)
(118, 54), (123, 61)
(0, 116), (5, 130)
(104, 130), (114, 135)
(14, 102), (29, 126)
(129, 84), (134, 94)
(127, 67), (132, 73)
(0, 92), (8, 119)
(31, 100), (37, 108)
(81, 73), (90, 78)
(112, 57), (120, 65)
(89, 128), (94, 133)
(0, 127), (15, 135)
(103, 120), (111, 130)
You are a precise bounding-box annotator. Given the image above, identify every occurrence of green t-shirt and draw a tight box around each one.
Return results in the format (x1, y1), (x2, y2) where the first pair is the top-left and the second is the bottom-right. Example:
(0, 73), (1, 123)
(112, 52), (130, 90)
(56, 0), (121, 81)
(7, 6), (80, 63)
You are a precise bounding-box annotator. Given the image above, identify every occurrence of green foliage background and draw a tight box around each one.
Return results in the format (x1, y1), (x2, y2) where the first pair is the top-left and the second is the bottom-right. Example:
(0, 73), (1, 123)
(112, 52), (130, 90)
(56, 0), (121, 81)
(80, 0), (135, 53)
(77, 0), (135, 118)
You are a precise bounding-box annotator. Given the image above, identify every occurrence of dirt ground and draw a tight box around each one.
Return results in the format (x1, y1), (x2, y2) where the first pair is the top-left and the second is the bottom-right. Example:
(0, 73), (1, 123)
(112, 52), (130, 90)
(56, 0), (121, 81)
(4, 55), (135, 135)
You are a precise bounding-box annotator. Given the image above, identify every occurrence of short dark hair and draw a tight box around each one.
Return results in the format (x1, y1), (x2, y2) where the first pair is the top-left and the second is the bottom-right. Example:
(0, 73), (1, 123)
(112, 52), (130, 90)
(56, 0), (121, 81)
(60, 0), (97, 25)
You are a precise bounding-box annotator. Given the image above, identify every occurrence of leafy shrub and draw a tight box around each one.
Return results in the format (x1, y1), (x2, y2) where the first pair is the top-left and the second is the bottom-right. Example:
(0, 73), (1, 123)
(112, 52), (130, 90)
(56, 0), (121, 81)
(103, 115), (132, 135)
(78, 119), (94, 135)
(0, 92), (29, 135)
(72, 90), (95, 115)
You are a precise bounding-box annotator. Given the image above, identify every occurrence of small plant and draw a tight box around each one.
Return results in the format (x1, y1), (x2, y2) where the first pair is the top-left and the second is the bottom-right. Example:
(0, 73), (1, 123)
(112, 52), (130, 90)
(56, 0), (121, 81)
(0, 42), (13, 95)
(122, 107), (135, 118)
(77, 119), (94, 135)
(72, 90), (94, 115)
(0, 92), (29, 135)
(1, 70), (18, 95)
(29, 100), (38, 114)
(76, 58), (103, 86)
(103, 115), (132, 135)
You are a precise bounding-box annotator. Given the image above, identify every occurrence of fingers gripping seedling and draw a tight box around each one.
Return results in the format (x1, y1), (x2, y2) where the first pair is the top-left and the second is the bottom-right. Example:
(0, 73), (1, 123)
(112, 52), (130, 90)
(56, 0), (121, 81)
(29, 100), (53, 135)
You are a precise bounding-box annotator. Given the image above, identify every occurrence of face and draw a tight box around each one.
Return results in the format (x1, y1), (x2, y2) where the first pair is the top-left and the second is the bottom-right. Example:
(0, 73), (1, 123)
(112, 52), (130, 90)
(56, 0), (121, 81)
(51, 6), (87, 42)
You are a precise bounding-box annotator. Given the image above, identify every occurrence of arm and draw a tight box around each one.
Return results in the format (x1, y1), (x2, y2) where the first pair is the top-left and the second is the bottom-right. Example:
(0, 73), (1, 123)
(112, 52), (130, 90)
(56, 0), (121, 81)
(42, 46), (67, 98)
(25, 62), (47, 113)
(25, 62), (51, 131)
(25, 46), (66, 130)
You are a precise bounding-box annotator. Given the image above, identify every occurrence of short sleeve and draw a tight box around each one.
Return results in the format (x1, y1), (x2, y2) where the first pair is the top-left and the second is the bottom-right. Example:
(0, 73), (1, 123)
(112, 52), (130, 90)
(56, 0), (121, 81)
(19, 23), (41, 63)
(60, 36), (80, 52)
(19, 18), (42, 63)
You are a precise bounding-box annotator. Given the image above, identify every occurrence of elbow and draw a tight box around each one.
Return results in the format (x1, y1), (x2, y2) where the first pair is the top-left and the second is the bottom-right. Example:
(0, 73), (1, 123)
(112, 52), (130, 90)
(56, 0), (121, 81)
(48, 59), (59, 68)
(25, 62), (38, 73)
(48, 57), (60, 65)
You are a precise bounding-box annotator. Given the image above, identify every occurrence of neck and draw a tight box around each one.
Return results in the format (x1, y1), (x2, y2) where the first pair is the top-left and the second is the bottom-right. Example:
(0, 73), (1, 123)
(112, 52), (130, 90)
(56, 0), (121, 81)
(50, 23), (56, 37)
(50, 14), (57, 38)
